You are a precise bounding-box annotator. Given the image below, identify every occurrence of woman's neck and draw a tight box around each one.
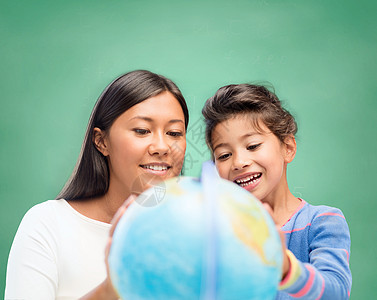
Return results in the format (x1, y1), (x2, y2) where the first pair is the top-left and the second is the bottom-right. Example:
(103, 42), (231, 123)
(68, 190), (131, 224)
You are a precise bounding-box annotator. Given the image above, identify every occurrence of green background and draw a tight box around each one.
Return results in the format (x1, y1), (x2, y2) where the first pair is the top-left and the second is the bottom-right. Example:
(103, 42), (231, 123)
(1, 0), (376, 298)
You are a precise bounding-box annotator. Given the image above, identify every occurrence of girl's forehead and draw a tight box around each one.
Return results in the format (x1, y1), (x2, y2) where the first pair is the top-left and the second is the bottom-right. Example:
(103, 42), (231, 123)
(217, 114), (269, 134)
(210, 114), (279, 149)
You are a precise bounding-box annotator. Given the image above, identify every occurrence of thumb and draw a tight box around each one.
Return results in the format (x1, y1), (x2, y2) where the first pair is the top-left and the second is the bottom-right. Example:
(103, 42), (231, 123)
(261, 202), (290, 279)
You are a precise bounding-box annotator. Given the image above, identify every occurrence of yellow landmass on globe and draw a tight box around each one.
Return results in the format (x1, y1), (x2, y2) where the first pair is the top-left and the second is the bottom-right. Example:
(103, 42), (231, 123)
(165, 180), (187, 196)
(221, 195), (276, 266)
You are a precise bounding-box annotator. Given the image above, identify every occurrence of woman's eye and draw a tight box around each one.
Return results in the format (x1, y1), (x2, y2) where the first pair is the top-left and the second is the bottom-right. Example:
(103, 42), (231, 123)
(247, 143), (261, 151)
(133, 128), (150, 135)
(167, 131), (183, 137)
(217, 153), (231, 160)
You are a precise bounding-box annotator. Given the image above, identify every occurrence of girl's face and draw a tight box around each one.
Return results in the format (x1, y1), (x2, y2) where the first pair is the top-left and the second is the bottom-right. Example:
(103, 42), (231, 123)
(96, 91), (186, 197)
(211, 115), (295, 203)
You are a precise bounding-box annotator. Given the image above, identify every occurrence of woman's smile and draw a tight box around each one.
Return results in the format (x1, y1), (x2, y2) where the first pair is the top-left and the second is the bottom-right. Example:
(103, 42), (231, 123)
(102, 91), (186, 197)
(139, 162), (172, 175)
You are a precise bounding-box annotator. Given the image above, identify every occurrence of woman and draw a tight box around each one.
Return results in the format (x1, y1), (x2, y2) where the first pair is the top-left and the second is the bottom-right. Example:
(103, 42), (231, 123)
(5, 70), (189, 299)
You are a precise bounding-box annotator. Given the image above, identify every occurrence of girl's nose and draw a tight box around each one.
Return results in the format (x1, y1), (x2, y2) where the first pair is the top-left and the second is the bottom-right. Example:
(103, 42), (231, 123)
(232, 152), (252, 171)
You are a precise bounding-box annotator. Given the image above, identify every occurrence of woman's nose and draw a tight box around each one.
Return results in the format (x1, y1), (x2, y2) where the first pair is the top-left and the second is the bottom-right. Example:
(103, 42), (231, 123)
(148, 133), (169, 156)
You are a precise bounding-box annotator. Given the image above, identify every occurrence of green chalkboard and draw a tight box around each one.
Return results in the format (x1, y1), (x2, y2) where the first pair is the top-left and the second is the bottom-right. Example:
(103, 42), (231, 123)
(1, 0), (376, 299)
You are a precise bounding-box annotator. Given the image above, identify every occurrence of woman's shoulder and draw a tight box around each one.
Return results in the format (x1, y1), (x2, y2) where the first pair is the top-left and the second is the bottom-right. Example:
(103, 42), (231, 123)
(22, 199), (109, 224)
(14, 200), (67, 235)
(21, 199), (68, 222)
(21, 199), (112, 234)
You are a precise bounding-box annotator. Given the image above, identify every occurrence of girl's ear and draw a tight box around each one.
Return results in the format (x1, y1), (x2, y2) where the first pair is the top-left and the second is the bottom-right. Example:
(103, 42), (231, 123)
(93, 127), (109, 156)
(283, 135), (296, 163)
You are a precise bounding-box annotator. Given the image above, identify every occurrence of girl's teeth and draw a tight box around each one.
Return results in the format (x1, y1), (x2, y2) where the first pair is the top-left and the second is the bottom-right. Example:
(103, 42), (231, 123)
(235, 174), (261, 185)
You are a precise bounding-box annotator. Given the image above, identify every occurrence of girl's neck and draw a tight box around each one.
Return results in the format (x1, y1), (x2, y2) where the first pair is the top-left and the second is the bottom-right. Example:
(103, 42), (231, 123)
(270, 193), (301, 227)
(261, 184), (301, 227)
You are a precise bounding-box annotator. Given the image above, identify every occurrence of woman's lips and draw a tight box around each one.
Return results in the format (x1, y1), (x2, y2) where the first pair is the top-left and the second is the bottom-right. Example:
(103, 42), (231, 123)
(140, 163), (171, 176)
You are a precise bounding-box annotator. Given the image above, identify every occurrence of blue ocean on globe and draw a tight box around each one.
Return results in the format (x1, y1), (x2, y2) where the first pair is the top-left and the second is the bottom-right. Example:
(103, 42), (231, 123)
(109, 163), (282, 300)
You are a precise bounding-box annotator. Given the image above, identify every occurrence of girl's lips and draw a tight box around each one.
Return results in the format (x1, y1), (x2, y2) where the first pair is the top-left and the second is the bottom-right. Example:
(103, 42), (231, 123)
(233, 172), (262, 191)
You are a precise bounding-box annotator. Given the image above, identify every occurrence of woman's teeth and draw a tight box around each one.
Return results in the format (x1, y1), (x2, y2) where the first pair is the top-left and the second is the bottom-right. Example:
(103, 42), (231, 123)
(142, 165), (168, 171)
(235, 173), (261, 187)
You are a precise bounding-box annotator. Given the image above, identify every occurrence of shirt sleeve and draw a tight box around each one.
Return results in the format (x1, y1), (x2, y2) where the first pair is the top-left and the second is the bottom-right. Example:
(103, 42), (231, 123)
(279, 209), (352, 299)
(5, 205), (58, 300)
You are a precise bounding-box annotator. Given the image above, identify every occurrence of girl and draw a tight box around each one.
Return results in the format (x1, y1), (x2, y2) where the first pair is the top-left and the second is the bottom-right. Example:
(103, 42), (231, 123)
(202, 84), (351, 299)
(5, 70), (189, 299)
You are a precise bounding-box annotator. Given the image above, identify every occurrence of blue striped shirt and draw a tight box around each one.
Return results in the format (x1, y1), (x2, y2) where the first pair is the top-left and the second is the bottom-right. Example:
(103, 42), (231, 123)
(277, 200), (351, 299)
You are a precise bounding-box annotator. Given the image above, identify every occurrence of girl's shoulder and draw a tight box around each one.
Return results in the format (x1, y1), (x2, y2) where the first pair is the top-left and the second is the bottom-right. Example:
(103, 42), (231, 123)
(283, 200), (350, 242)
(299, 200), (347, 221)
(283, 199), (348, 231)
(293, 200), (350, 236)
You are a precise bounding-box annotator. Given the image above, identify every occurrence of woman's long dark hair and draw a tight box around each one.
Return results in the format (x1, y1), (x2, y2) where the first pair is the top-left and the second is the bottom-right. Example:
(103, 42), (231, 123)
(57, 70), (189, 200)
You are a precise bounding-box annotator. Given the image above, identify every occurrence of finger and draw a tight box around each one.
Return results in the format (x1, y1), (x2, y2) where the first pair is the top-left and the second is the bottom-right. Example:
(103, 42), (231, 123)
(109, 194), (136, 236)
(124, 193), (137, 208)
(105, 237), (112, 262)
(278, 228), (287, 248)
(262, 202), (273, 216)
(275, 227), (290, 278)
(262, 202), (280, 225)
(111, 194), (136, 226)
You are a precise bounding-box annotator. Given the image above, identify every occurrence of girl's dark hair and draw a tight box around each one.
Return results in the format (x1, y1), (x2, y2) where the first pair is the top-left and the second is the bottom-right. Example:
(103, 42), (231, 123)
(202, 83), (297, 150)
(57, 70), (189, 200)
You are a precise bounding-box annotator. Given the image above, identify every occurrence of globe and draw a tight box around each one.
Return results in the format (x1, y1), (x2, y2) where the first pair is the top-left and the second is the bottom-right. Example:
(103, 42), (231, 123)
(109, 162), (283, 300)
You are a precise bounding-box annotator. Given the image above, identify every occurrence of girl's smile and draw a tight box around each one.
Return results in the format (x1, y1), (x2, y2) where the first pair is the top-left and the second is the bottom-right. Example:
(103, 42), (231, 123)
(211, 115), (295, 204)
(233, 172), (262, 190)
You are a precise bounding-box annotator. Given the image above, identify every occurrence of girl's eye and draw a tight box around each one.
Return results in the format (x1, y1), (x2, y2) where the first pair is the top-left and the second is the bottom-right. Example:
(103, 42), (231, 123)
(247, 143), (261, 151)
(217, 153), (231, 160)
(133, 128), (150, 135)
(167, 131), (184, 137)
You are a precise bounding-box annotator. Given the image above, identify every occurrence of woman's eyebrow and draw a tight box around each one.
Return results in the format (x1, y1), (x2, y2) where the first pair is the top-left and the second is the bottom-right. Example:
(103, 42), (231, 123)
(130, 116), (184, 124)
(168, 119), (184, 124)
(130, 116), (153, 122)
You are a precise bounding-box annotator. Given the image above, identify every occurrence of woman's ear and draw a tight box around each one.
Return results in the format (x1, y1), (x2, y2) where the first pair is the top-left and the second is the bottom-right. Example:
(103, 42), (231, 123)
(93, 127), (109, 156)
(283, 135), (296, 163)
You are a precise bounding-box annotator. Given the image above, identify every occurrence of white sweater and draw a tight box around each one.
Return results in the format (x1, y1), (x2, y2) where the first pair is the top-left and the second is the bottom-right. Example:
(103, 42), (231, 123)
(5, 199), (111, 300)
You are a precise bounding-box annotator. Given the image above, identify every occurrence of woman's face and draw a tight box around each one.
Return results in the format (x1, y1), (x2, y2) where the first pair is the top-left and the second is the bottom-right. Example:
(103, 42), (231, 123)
(98, 91), (186, 198)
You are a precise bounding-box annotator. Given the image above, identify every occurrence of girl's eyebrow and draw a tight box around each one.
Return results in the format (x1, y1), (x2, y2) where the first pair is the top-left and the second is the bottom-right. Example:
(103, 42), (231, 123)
(212, 132), (259, 152)
(243, 132), (258, 138)
(213, 142), (229, 152)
